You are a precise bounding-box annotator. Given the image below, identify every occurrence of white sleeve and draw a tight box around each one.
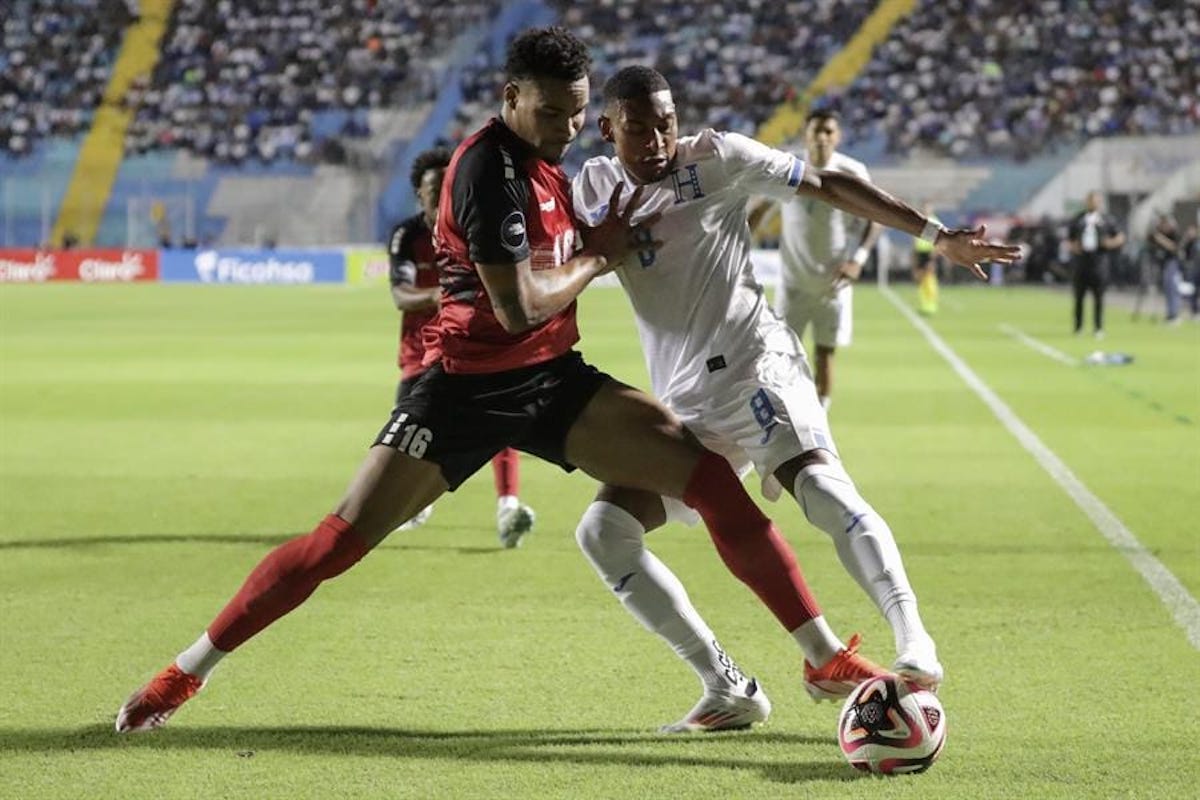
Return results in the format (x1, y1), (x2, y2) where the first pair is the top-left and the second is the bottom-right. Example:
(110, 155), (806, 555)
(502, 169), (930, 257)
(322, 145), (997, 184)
(571, 162), (611, 227)
(713, 131), (806, 200)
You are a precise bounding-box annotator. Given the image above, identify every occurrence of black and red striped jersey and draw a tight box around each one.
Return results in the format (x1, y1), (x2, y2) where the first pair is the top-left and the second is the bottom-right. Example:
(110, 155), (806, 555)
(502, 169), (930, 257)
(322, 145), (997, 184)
(423, 117), (580, 374)
(387, 213), (439, 375)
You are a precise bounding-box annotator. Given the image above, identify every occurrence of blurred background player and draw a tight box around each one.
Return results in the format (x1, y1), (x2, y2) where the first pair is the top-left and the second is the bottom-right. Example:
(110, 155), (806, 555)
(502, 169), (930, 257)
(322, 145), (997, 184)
(748, 109), (881, 411)
(1147, 212), (1183, 326)
(574, 66), (1022, 699)
(1066, 191), (1125, 338)
(388, 146), (535, 545)
(1185, 224), (1200, 321)
(912, 202), (944, 316)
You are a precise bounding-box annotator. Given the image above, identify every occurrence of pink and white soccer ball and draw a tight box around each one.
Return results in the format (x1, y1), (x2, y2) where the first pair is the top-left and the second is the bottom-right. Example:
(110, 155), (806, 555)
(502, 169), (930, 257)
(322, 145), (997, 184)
(837, 675), (947, 775)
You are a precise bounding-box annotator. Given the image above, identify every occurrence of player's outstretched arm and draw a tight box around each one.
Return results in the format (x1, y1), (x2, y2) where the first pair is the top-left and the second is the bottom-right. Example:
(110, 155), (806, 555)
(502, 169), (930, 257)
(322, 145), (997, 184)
(796, 170), (1021, 278)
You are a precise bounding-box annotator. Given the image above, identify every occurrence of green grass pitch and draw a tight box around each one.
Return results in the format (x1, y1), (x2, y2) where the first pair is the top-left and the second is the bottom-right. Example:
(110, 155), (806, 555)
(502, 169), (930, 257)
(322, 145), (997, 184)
(1, 281), (1197, 799)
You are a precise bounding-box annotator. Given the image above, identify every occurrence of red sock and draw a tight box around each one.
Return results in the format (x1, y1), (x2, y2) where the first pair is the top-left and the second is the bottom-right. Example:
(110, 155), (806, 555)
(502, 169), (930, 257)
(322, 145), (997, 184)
(683, 451), (821, 631)
(492, 447), (520, 498)
(207, 514), (369, 652)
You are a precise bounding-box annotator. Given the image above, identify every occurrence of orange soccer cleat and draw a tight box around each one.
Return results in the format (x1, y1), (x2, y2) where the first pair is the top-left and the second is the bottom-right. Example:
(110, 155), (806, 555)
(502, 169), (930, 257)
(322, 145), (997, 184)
(803, 634), (891, 702)
(115, 663), (204, 733)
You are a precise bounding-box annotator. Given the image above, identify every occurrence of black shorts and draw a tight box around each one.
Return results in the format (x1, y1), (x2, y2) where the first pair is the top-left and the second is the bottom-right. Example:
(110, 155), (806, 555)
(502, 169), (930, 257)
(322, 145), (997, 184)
(395, 373), (421, 407)
(373, 350), (610, 490)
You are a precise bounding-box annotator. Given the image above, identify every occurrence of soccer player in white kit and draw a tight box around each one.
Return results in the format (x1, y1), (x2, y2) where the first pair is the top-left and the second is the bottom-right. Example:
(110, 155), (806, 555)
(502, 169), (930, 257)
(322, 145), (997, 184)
(571, 67), (1020, 728)
(749, 110), (881, 410)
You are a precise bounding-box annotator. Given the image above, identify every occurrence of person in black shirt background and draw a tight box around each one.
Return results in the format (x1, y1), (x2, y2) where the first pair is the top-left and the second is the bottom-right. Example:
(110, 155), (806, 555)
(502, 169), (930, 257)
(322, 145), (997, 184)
(1147, 213), (1183, 325)
(1066, 191), (1125, 338)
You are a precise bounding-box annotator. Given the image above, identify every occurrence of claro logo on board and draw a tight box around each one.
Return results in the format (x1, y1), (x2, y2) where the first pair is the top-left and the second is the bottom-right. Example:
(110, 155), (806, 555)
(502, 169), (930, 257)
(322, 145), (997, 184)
(0, 252), (56, 282)
(0, 250), (159, 282)
(78, 251), (148, 282)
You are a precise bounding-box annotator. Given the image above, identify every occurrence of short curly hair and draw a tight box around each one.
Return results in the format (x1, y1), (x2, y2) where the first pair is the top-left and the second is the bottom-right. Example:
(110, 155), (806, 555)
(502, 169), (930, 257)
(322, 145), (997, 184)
(603, 66), (670, 106)
(409, 147), (452, 192)
(505, 26), (591, 83)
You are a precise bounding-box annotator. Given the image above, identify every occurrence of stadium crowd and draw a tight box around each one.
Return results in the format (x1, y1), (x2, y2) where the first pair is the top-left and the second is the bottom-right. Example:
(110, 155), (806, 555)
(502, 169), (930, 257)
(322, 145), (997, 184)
(453, 0), (871, 167)
(1, 0), (133, 157)
(826, 0), (1200, 159)
(4, 0), (1198, 167)
(122, 0), (501, 164)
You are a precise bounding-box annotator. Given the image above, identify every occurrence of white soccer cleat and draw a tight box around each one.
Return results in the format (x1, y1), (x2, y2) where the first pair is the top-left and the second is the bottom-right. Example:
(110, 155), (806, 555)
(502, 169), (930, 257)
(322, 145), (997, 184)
(395, 504), (434, 532)
(497, 503), (535, 548)
(660, 678), (771, 733)
(893, 638), (944, 692)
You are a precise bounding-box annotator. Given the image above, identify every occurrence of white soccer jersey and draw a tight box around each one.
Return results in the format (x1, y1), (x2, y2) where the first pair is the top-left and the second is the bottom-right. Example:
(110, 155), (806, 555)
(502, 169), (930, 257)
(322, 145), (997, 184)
(778, 150), (871, 291)
(574, 129), (807, 409)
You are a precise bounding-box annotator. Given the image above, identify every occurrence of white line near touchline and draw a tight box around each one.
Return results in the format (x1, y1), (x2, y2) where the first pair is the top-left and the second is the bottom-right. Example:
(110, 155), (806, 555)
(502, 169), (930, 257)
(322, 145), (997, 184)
(998, 323), (1079, 366)
(884, 288), (1200, 650)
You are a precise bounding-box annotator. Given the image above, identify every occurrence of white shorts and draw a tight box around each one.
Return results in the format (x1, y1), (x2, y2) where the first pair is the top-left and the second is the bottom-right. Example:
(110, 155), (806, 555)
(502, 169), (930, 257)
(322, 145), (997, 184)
(660, 345), (838, 526)
(776, 283), (853, 349)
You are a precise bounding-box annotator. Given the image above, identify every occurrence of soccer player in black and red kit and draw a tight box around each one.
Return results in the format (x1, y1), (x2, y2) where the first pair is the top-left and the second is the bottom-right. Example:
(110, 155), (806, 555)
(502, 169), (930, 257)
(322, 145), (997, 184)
(387, 147), (535, 547)
(116, 27), (885, 733)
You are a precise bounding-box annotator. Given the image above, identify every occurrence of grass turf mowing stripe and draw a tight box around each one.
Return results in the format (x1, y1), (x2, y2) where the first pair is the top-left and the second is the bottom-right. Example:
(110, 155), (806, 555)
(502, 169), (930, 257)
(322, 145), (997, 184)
(999, 322), (1195, 426)
(886, 288), (1200, 650)
(998, 323), (1079, 365)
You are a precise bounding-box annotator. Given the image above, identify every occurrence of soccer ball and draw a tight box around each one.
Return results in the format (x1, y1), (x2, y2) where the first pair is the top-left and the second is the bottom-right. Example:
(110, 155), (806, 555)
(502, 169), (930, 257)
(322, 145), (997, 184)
(837, 676), (947, 775)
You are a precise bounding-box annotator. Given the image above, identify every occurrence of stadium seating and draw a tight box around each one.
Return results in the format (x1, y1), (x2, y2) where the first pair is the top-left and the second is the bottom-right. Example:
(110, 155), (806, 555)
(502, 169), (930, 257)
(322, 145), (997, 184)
(123, 0), (503, 164)
(0, 0), (131, 157)
(827, 0), (1200, 159)
(2, 0), (1198, 248)
(450, 0), (873, 169)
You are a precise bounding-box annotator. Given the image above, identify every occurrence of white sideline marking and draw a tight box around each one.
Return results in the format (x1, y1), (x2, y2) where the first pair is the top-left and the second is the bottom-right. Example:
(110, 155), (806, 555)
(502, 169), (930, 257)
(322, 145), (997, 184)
(998, 324), (1079, 366)
(885, 289), (1200, 650)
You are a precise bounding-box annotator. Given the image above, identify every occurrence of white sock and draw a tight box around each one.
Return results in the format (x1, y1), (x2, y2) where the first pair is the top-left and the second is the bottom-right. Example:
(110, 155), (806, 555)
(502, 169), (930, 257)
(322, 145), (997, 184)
(175, 631), (226, 680)
(794, 463), (931, 654)
(575, 501), (749, 692)
(791, 616), (843, 668)
(497, 495), (519, 512)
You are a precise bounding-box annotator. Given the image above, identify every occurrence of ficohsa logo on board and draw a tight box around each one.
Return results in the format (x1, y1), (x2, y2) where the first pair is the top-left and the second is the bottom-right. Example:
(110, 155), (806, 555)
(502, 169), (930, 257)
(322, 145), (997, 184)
(194, 250), (315, 284)
(0, 251), (56, 282)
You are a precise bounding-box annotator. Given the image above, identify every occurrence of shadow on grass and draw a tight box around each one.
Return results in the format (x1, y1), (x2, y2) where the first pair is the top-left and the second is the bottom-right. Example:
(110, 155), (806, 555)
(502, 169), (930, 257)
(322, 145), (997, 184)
(0, 724), (861, 784)
(0, 533), (503, 556)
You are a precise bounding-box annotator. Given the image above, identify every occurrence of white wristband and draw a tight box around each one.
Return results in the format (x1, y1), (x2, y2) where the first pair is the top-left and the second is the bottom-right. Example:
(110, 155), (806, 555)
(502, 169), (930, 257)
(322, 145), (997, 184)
(919, 218), (943, 244)
(851, 246), (870, 266)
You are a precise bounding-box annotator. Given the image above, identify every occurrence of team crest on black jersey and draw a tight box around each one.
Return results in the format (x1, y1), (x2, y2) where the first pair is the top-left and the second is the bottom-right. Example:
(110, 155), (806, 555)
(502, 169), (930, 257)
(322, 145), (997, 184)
(501, 211), (527, 253)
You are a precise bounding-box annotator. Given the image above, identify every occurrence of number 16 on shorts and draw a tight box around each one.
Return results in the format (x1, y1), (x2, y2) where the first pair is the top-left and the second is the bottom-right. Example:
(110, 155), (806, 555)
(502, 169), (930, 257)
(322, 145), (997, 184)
(381, 412), (433, 458)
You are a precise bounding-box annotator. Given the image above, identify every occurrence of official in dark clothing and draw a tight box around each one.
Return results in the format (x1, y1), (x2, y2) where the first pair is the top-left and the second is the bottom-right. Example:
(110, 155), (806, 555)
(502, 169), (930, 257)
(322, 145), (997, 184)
(1066, 191), (1124, 338)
